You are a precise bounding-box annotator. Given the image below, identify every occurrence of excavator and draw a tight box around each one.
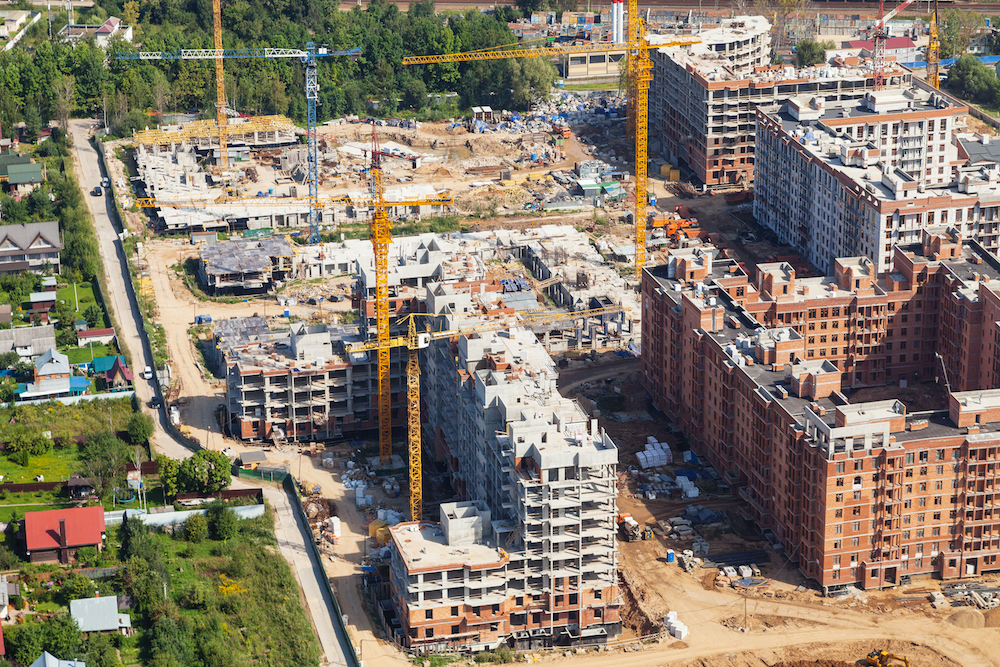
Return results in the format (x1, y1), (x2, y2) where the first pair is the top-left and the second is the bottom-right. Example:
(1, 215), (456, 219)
(865, 648), (911, 667)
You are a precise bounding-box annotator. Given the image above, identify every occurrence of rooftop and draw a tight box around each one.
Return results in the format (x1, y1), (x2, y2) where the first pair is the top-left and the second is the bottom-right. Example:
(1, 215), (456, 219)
(200, 237), (295, 276)
(388, 522), (508, 574)
(24, 506), (105, 552)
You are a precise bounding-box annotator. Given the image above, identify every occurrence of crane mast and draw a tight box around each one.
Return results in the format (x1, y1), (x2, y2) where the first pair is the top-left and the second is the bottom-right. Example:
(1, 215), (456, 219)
(873, 0), (917, 90)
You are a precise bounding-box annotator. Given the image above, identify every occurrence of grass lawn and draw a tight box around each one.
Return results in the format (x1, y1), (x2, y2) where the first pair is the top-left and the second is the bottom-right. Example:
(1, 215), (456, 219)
(0, 397), (135, 447)
(0, 447), (83, 484)
(64, 344), (111, 364)
(55, 281), (99, 320)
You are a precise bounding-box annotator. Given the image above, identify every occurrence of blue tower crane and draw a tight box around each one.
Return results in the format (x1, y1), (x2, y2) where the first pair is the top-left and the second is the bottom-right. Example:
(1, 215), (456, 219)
(119, 44), (360, 244)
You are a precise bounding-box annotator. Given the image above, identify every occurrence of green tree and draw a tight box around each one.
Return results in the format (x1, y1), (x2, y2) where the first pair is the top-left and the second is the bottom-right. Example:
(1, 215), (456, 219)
(941, 9), (986, 58)
(83, 304), (104, 329)
(158, 455), (180, 499)
(85, 633), (119, 667)
(947, 56), (1000, 104)
(185, 513), (208, 543)
(206, 502), (238, 541)
(59, 573), (96, 604)
(5, 613), (84, 666)
(126, 412), (155, 446)
(178, 450), (232, 494)
(794, 39), (828, 68)
(82, 431), (132, 500)
(23, 105), (41, 142)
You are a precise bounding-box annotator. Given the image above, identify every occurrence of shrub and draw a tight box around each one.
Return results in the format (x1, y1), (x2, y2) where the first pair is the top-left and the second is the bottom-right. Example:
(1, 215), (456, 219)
(185, 514), (207, 543)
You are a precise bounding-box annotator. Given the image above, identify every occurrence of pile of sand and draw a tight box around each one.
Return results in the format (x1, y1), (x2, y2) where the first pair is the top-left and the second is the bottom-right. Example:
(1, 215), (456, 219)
(984, 608), (1000, 627)
(948, 608), (985, 629)
(771, 662), (853, 667)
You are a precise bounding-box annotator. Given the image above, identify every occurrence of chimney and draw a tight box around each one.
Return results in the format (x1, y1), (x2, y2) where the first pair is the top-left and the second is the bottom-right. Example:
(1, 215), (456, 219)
(59, 518), (67, 548)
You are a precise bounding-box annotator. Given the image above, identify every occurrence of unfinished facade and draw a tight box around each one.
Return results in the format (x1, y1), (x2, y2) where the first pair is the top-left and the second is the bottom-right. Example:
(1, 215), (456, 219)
(389, 326), (620, 651)
(197, 237), (296, 294)
(222, 322), (406, 442)
(641, 233), (1000, 590)
(649, 16), (912, 188)
(754, 89), (968, 274)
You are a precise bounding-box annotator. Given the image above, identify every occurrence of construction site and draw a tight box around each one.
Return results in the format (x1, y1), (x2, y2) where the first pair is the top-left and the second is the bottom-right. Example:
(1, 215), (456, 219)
(92, 0), (1000, 663)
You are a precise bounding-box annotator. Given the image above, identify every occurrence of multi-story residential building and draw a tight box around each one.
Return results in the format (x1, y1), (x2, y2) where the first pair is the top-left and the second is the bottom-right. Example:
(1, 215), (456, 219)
(649, 15), (911, 188)
(0, 221), (62, 275)
(640, 232), (1000, 591)
(222, 321), (407, 443)
(754, 89), (969, 274)
(389, 326), (620, 651)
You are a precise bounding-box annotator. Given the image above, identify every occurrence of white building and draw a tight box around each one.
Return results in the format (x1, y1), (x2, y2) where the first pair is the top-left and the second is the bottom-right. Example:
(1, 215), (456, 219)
(754, 88), (971, 274)
(58, 16), (133, 48)
(391, 325), (620, 651)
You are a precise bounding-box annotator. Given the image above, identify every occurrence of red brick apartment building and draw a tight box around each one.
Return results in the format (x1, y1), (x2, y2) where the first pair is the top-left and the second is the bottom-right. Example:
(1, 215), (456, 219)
(641, 228), (1000, 591)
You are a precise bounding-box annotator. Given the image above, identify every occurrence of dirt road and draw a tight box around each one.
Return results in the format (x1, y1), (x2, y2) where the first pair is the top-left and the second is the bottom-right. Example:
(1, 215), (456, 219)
(608, 533), (999, 667)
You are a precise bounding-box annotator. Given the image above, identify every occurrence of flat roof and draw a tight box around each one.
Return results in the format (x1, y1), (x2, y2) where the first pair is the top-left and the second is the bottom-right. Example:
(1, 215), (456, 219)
(389, 522), (507, 574)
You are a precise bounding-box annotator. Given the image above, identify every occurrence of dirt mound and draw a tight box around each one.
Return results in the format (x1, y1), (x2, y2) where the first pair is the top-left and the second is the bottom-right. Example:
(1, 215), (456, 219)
(771, 662), (853, 667)
(948, 608), (985, 629)
(984, 608), (1000, 627)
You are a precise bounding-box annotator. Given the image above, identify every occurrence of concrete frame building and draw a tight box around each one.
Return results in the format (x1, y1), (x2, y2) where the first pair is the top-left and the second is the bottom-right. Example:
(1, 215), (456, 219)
(197, 236), (296, 294)
(390, 325), (620, 650)
(222, 321), (406, 443)
(649, 15), (912, 188)
(753, 89), (968, 274)
(640, 232), (1000, 591)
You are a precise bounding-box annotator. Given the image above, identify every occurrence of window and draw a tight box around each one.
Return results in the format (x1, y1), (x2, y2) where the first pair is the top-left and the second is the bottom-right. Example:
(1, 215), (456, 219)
(836, 493), (843, 502)
(426, 628), (434, 638)
(852, 521), (861, 531)
(452, 606), (459, 617)
(834, 540), (842, 549)
(426, 610), (433, 620)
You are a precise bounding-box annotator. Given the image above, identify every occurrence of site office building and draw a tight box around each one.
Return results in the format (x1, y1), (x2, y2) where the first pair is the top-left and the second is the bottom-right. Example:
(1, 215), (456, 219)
(641, 233), (1000, 590)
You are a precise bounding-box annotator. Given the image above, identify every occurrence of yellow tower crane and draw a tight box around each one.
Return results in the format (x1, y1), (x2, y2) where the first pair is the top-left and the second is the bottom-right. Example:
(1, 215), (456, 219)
(927, 0), (940, 89)
(402, 0), (698, 279)
(346, 304), (629, 521)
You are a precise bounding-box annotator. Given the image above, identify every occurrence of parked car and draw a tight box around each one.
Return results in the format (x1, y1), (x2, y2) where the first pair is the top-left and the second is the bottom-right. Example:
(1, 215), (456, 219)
(91, 186), (102, 197)
(141, 365), (153, 380)
(150, 396), (162, 408)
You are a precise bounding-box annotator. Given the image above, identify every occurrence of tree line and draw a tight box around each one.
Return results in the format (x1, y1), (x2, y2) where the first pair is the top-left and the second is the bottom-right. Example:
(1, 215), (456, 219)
(0, 0), (558, 138)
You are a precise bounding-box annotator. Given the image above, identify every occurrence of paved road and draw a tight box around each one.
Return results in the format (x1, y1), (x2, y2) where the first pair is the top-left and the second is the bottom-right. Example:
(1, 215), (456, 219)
(69, 120), (353, 667)
(263, 483), (352, 667)
(69, 119), (191, 460)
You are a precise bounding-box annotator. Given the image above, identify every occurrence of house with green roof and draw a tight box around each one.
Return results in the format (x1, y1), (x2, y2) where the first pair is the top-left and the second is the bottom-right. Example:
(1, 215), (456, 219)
(0, 153), (43, 196)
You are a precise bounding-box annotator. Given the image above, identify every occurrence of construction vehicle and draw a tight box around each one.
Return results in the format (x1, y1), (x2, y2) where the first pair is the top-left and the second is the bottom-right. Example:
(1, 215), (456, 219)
(618, 513), (641, 542)
(641, 525), (653, 541)
(865, 648), (911, 667)
(402, 0), (700, 279)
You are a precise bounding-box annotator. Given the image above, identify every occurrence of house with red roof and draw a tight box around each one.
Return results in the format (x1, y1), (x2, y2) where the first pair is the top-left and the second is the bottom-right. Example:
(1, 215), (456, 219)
(58, 15), (133, 48)
(104, 357), (133, 392)
(77, 327), (115, 348)
(844, 36), (918, 64)
(22, 506), (106, 563)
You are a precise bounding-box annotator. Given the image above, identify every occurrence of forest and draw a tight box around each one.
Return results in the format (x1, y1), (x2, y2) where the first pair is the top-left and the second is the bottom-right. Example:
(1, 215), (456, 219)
(0, 0), (560, 138)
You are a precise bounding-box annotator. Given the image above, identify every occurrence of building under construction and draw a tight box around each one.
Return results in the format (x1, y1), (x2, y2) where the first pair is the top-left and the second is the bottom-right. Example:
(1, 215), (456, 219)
(197, 236), (296, 294)
(388, 325), (620, 651)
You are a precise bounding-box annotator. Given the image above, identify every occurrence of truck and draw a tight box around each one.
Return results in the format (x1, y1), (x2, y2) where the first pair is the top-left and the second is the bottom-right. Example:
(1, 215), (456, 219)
(194, 314), (213, 325)
(618, 513), (641, 542)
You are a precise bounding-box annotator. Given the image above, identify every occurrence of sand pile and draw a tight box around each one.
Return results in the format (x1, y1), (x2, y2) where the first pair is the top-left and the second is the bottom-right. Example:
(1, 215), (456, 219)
(984, 608), (1000, 627)
(948, 608), (985, 629)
